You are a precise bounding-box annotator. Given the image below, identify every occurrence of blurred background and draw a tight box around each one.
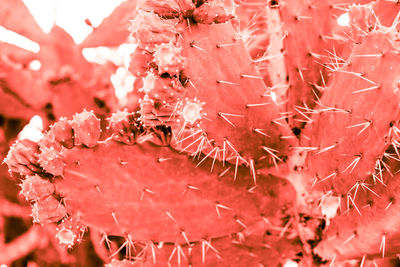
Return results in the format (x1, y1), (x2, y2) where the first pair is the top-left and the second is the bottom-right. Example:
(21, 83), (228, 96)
(0, 0), (140, 265)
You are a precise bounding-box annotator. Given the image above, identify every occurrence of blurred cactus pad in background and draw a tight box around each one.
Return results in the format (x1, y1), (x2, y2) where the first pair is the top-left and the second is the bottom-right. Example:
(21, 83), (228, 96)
(3, 0), (400, 266)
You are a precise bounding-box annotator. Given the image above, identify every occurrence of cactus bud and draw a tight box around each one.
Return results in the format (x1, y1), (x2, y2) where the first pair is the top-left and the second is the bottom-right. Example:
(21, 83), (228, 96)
(70, 110), (101, 148)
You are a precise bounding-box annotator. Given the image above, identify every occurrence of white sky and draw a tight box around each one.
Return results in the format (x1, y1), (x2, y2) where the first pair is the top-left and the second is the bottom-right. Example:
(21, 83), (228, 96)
(22, 0), (125, 43)
(1, 0), (136, 134)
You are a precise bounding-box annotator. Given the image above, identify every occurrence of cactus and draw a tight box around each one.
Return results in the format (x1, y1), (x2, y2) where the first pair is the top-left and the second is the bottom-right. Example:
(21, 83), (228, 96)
(304, 30), (400, 193)
(131, 5), (295, 171)
(314, 151), (400, 260)
(5, 0), (400, 266)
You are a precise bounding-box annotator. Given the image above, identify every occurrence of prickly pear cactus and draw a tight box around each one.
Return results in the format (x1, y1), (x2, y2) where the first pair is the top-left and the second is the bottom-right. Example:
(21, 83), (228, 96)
(5, 0), (400, 266)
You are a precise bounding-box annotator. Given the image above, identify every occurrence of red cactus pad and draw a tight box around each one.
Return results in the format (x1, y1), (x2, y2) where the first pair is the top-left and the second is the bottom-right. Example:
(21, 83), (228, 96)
(372, 0), (400, 28)
(131, 230), (298, 266)
(53, 138), (294, 242)
(177, 22), (294, 165)
(306, 31), (400, 194)
(279, 0), (369, 128)
(315, 157), (400, 260)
